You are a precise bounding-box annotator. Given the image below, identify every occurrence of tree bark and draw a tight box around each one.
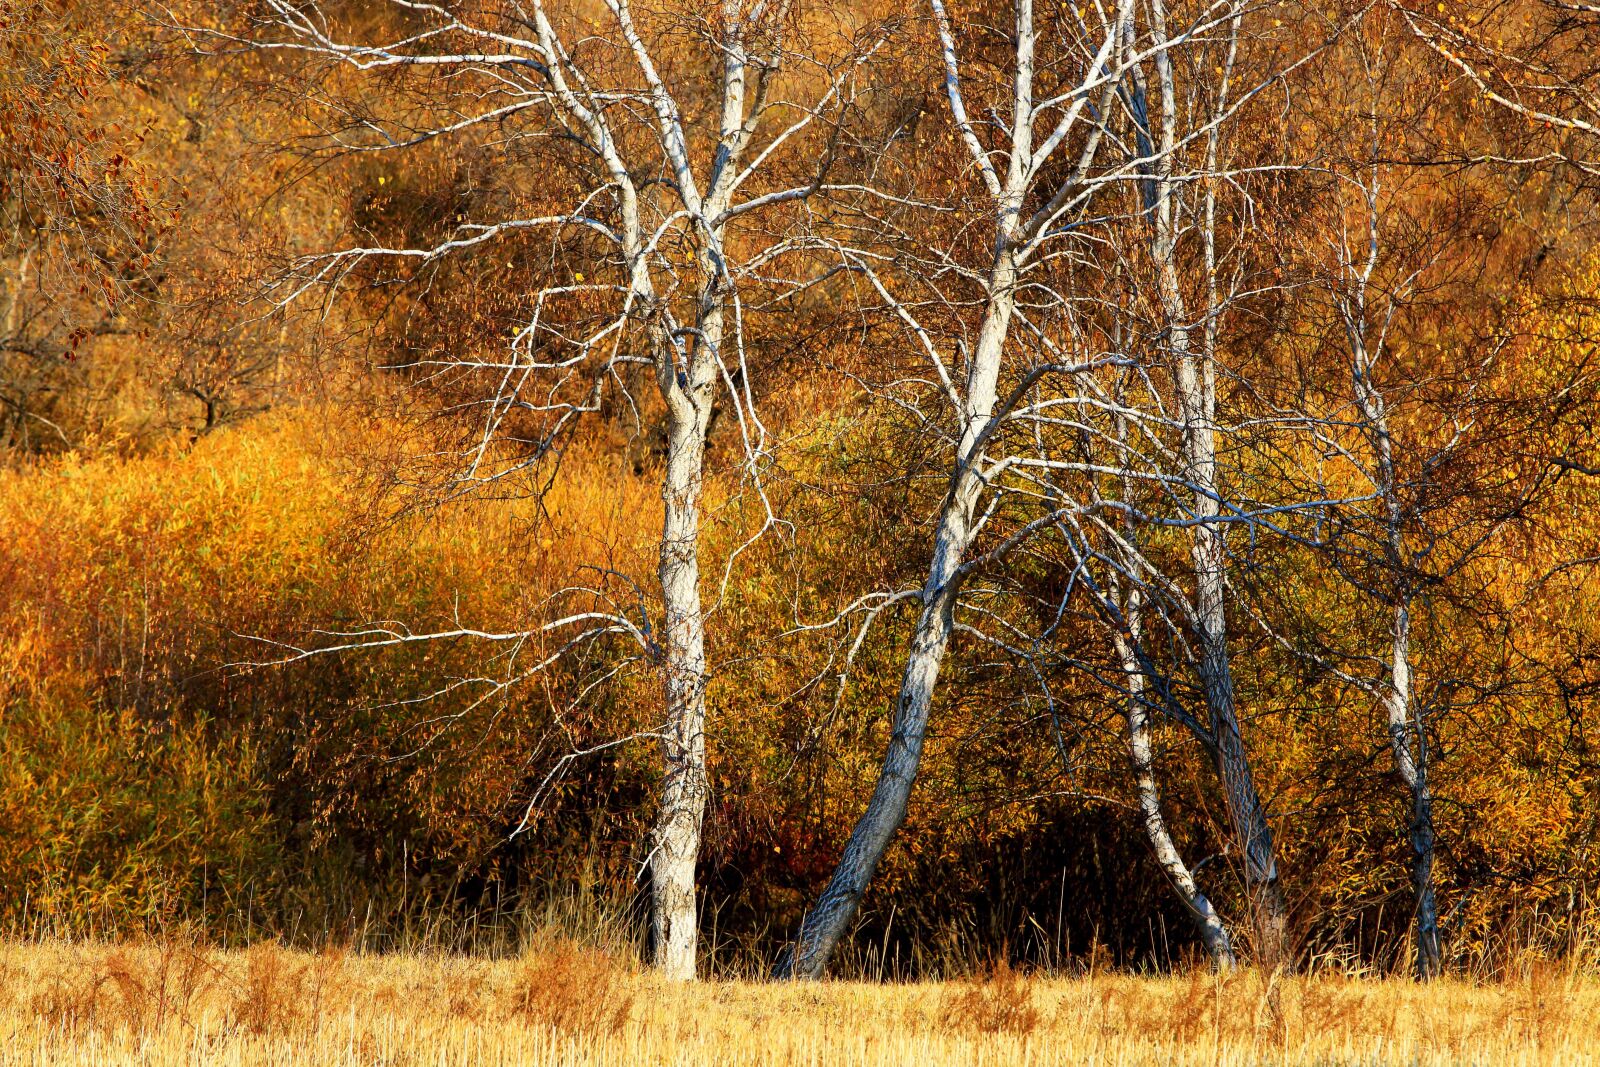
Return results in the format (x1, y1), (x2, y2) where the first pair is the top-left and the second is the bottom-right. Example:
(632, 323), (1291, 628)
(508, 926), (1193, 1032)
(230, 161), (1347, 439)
(1350, 297), (1442, 980)
(1205, 660), (1287, 967)
(1183, 433), (1286, 964)
(1133, 6), (1287, 963)
(778, 254), (1018, 980)
(1384, 603), (1441, 979)
(1183, 415), (1285, 964)
(651, 391), (710, 980)
(1157, 184), (1287, 970)
(775, 573), (960, 979)
(1113, 609), (1236, 968)
(648, 273), (720, 977)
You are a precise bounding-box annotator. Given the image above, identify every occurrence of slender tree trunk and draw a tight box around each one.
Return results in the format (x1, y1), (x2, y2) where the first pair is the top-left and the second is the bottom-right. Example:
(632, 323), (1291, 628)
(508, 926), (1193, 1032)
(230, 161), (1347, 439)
(1160, 201), (1287, 971)
(1204, 653), (1287, 966)
(1362, 360), (1441, 979)
(779, 256), (1018, 980)
(1383, 602), (1441, 979)
(1350, 298), (1442, 978)
(776, 570), (960, 979)
(1130, 8), (1287, 967)
(1180, 374), (1286, 964)
(1113, 601), (1236, 968)
(1182, 427), (1287, 965)
(1106, 388), (1236, 967)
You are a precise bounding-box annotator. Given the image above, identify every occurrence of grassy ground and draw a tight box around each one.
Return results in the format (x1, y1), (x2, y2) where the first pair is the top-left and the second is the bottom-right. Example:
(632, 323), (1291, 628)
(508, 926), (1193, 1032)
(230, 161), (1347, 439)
(0, 938), (1596, 1065)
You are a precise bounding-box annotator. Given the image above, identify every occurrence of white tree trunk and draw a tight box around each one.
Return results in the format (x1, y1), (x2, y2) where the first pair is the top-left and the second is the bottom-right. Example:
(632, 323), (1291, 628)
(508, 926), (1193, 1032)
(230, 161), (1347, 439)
(779, 255), (1018, 980)
(1349, 273), (1442, 978)
(1382, 603), (1440, 978)
(776, 568), (958, 979)
(651, 390), (711, 980)
(1134, 13), (1286, 962)
(649, 254), (723, 975)
(216, 0), (840, 984)
(1113, 602), (1236, 968)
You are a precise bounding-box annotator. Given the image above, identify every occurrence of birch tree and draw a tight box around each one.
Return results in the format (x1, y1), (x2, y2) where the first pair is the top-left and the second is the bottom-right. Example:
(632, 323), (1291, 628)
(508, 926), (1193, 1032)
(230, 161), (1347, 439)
(1286, 8), (1591, 977)
(770, 0), (1141, 979)
(988, 0), (1319, 969)
(775, 0), (1305, 977)
(1107, 0), (1293, 964)
(1319, 151), (1446, 977)
(193, 0), (886, 980)
(1304, 173), (1554, 977)
(1101, 452), (1239, 967)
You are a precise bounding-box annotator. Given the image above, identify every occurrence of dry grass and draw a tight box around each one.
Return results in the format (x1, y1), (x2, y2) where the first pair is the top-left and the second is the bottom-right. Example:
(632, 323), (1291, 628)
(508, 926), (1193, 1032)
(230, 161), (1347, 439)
(1, 938), (1597, 1065)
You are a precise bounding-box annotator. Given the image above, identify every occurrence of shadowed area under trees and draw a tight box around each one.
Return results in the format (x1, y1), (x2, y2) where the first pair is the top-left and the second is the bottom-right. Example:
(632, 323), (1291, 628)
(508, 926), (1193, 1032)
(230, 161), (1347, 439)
(2, 0), (1600, 986)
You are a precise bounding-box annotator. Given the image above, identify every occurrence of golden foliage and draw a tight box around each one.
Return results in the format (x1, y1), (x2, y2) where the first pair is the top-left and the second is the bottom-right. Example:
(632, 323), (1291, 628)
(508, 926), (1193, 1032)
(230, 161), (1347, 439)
(0, 407), (661, 938)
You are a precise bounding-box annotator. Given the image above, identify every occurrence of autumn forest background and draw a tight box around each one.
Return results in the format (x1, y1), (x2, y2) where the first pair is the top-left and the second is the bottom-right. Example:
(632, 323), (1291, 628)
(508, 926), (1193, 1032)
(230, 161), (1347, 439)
(5, 0), (1600, 987)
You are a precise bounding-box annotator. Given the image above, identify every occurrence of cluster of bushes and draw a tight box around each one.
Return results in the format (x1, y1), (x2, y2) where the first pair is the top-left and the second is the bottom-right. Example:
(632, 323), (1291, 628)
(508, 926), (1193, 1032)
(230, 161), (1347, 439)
(0, 399), (1594, 974)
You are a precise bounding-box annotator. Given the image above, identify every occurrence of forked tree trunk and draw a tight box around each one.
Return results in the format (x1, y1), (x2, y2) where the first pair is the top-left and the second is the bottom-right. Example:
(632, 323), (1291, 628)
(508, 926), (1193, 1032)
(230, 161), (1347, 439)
(1107, 393), (1236, 968)
(1157, 214), (1287, 971)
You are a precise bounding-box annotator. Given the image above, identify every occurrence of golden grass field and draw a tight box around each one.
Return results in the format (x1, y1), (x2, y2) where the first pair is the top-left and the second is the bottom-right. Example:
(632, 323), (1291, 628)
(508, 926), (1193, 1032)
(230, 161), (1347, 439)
(1, 938), (1597, 1066)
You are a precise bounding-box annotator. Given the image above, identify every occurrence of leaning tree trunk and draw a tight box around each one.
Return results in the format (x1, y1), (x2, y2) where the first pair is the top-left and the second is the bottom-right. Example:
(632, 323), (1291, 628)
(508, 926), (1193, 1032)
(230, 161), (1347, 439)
(776, 563), (964, 980)
(1160, 233), (1287, 970)
(1108, 397), (1236, 968)
(1183, 442), (1286, 965)
(650, 366), (713, 981)
(778, 257), (1018, 980)
(1202, 644), (1287, 967)
(1113, 607), (1236, 968)
(1134, 0), (1286, 969)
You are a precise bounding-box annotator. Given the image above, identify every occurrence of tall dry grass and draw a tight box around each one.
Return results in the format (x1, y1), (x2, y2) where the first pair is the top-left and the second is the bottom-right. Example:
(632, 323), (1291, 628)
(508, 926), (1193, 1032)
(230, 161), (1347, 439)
(1, 937), (1597, 1066)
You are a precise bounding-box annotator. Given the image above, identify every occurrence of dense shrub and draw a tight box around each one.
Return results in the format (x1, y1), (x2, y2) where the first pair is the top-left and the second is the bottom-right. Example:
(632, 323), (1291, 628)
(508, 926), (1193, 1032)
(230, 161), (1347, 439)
(0, 402), (1596, 972)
